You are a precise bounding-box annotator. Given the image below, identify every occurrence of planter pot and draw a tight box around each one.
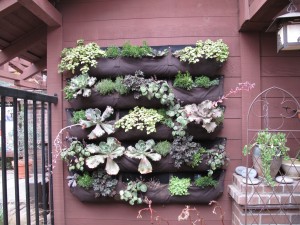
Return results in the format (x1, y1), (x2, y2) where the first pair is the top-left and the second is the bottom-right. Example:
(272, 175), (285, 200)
(281, 158), (300, 178)
(11, 159), (33, 179)
(252, 146), (282, 179)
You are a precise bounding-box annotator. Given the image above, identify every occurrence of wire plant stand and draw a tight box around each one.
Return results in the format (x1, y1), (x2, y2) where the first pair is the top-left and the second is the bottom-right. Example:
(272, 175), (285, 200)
(245, 86), (300, 225)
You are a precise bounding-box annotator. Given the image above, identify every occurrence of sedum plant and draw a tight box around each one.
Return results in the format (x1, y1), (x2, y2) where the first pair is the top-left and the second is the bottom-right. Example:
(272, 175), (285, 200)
(184, 100), (224, 133)
(170, 135), (200, 168)
(114, 76), (129, 95)
(85, 137), (125, 175)
(125, 139), (161, 174)
(95, 79), (116, 95)
(61, 141), (91, 172)
(115, 107), (164, 134)
(80, 107), (115, 139)
(121, 41), (153, 58)
(194, 176), (218, 188)
(120, 180), (147, 205)
(77, 172), (93, 189)
(105, 45), (121, 58)
(168, 176), (190, 196)
(63, 74), (97, 100)
(194, 76), (220, 88)
(173, 39), (229, 64)
(153, 140), (172, 157)
(58, 39), (106, 74)
(173, 71), (194, 90)
(92, 169), (118, 198)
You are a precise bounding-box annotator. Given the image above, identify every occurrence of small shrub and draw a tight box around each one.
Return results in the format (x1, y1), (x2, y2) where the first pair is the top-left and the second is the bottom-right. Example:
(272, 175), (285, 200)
(194, 76), (220, 88)
(153, 140), (172, 157)
(168, 176), (190, 196)
(121, 41), (152, 58)
(194, 176), (218, 188)
(71, 110), (86, 123)
(114, 76), (129, 95)
(95, 79), (116, 95)
(173, 71), (194, 90)
(106, 45), (121, 58)
(77, 173), (94, 189)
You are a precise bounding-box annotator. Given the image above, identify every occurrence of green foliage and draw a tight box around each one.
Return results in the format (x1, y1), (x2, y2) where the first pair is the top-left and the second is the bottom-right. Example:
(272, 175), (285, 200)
(115, 107), (164, 134)
(173, 39), (229, 64)
(170, 135), (200, 168)
(120, 181), (147, 205)
(61, 141), (91, 171)
(105, 45), (121, 58)
(77, 173), (93, 189)
(71, 110), (86, 123)
(95, 79), (116, 95)
(63, 74), (97, 100)
(80, 107), (115, 139)
(165, 104), (189, 137)
(114, 76), (129, 95)
(58, 39), (106, 74)
(168, 176), (190, 196)
(173, 71), (194, 90)
(92, 169), (118, 197)
(190, 147), (207, 168)
(194, 176), (218, 188)
(122, 71), (150, 99)
(207, 143), (227, 176)
(85, 137), (125, 175)
(194, 76), (220, 88)
(126, 139), (161, 174)
(121, 41), (153, 58)
(153, 140), (172, 157)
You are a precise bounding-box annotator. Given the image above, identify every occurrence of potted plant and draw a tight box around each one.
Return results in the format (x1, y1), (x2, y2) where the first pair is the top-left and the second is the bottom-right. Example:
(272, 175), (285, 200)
(243, 130), (290, 186)
(281, 154), (300, 178)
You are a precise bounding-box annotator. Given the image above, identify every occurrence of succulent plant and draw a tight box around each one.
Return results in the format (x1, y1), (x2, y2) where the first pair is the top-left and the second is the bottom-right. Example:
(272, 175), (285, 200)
(194, 76), (220, 88)
(85, 137), (125, 175)
(125, 139), (161, 174)
(119, 180), (147, 205)
(153, 140), (172, 157)
(165, 104), (189, 137)
(63, 74), (97, 100)
(206, 143), (227, 176)
(168, 176), (190, 196)
(77, 172), (94, 189)
(92, 169), (118, 198)
(95, 79), (116, 95)
(194, 176), (218, 188)
(80, 107), (115, 139)
(184, 100), (224, 133)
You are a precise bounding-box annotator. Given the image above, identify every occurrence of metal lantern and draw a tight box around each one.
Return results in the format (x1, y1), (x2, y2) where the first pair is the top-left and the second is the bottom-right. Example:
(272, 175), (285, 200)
(267, 1), (300, 52)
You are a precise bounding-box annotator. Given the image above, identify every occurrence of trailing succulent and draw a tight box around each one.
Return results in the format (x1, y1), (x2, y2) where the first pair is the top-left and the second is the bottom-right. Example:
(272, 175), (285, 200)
(63, 74), (97, 100)
(119, 180), (147, 205)
(85, 137), (125, 175)
(170, 135), (200, 168)
(125, 139), (161, 174)
(59, 39), (106, 74)
(61, 141), (91, 172)
(115, 107), (163, 134)
(92, 169), (118, 198)
(79, 107), (115, 139)
(184, 100), (224, 133)
(173, 39), (229, 64)
(168, 176), (191, 196)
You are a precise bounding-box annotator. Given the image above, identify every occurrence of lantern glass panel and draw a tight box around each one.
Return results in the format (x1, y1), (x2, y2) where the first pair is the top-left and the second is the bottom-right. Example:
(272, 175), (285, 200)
(287, 23), (300, 42)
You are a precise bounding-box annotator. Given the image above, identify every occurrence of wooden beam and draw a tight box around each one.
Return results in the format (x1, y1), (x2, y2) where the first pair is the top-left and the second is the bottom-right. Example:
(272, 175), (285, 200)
(9, 58), (27, 73)
(0, 26), (46, 66)
(0, 0), (20, 19)
(14, 79), (46, 90)
(20, 56), (46, 80)
(0, 69), (20, 81)
(18, 0), (62, 27)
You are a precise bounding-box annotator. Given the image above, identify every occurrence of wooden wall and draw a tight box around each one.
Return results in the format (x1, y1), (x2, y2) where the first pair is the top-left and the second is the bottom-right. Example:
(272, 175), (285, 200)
(46, 0), (300, 224)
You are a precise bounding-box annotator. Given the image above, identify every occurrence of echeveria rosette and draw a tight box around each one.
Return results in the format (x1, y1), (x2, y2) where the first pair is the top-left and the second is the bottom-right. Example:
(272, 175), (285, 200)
(85, 137), (125, 175)
(125, 139), (161, 174)
(80, 107), (115, 139)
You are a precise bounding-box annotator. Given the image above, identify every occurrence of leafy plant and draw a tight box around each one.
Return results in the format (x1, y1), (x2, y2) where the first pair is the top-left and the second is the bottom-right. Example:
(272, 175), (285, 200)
(170, 135), (200, 168)
(173, 39), (229, 64)
(194, 76), (220, 88)
(207, 143), (227, 176)
(58, 39), (106, 74)
(71, 110), (86, 123)
(190, 147), (207, 168)
(63, 74), (97, 100)
(77, 172), (93, 189)
(92, 169), (118, 198)
(85, 137), (125, 175)
(165, 104), (189, 137)
(115, 107), (164, 134)
(125, 139), (161, 174)
(114, 76), (129, 95)
(121, 41), (153, 58)
(95, 79), (116, 95)
(168, 176), (190, 196)
(120, 180), (147, 205)
(105, 45), (121, 58)
(184, 100), (224, 133)
(173, 71), (194, 90)
(153, 140), (172, 157)
(194, 176), (218, 188)
(61, 141), (91, 171)
(80, 107), (115, 139)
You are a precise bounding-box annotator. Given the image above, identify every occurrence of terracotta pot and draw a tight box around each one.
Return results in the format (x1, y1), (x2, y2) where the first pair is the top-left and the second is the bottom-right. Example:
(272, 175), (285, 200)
(11, 159), (33, 179)
(281, 158), (300, 178)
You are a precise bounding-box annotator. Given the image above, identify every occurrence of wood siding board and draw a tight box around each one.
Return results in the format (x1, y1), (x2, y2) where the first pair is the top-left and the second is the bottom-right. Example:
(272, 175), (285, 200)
(261, 57), (300, 77)
(62, 17), (238, 42)
(0, 0), (20, 19)
(261, 77), (300, 95)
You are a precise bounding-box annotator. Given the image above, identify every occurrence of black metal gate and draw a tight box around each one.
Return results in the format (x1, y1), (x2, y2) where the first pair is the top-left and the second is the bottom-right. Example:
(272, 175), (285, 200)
(0, 86), (57, 225)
